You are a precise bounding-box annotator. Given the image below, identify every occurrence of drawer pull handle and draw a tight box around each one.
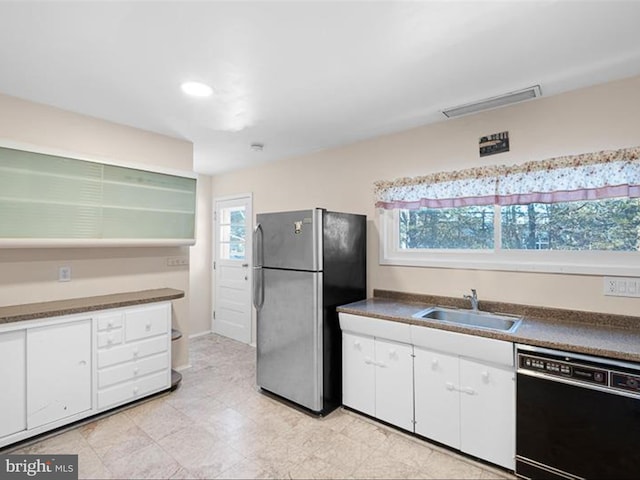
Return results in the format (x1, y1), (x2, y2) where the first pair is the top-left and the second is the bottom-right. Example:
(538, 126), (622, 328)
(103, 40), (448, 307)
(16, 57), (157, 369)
(79, 360), (87, 366)
(145, 323), (152, 331)
(107, 321), (113, 327)
(133, 349), (139, 357)
(133, 368), (139, 375)
(481, 371), (490, 382)
(107, 338), (113, 345)
(432, 359), (439, 369)
(133, 387), (139, 395)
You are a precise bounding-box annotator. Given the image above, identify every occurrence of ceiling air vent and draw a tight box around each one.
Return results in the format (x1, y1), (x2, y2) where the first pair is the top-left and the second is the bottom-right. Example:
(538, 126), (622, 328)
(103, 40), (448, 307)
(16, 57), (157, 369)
(442, 85), (542, 118)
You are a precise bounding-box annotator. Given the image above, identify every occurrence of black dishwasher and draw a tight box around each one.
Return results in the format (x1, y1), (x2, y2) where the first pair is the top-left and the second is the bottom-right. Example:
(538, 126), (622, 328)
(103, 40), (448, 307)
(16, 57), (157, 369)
(516, 344), (640, 480)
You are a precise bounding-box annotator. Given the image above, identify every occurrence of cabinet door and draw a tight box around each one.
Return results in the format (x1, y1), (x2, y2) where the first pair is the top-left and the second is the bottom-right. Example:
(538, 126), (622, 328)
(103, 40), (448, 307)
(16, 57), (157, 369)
(459, 358), (515, 469)
(0, 330), (26, 438)
(27, 319), (92, 429)
(342, 332), (375, 416)
(414, 347), (460, 449)
(374, 338), (414, 431)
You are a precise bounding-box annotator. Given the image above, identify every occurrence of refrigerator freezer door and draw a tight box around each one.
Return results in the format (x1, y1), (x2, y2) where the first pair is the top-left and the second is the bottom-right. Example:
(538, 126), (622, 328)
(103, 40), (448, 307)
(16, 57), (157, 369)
(256, 209), (322, 271)
(256, 268), (323, 412)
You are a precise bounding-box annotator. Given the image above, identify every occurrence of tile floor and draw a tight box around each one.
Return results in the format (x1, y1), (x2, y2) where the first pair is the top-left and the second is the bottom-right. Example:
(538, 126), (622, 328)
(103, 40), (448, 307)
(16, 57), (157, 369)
(6, 333), (516, 479)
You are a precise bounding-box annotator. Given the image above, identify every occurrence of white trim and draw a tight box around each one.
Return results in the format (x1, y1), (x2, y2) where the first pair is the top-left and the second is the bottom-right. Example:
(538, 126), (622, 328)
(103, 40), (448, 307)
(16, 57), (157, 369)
(188, 330), (212, 339)
(173, 363), (193, 371)
(0, 138), (198, 179)
(379, 208), (640, 277)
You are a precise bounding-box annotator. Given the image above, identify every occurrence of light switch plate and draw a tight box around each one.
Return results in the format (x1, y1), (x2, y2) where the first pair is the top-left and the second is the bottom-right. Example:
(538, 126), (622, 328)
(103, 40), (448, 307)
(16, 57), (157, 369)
(603, 277), (640, 297)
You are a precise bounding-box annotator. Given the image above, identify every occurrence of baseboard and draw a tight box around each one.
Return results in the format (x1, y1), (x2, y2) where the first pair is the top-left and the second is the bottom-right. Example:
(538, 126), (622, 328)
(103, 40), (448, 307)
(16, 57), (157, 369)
(189, 330), (212, 339)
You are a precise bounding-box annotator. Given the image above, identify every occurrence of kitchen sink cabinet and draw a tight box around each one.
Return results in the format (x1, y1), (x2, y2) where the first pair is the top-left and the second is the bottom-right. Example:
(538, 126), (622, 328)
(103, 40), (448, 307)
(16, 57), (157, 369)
(0, 330), (26, 438)
(339, 312), (516, 470)
(459, 357), (514, 469)
(342, 331), (414, 431)
(414, 346), (515, 470)
(414, 348), (460, 448)
(27, 319), (92, 429)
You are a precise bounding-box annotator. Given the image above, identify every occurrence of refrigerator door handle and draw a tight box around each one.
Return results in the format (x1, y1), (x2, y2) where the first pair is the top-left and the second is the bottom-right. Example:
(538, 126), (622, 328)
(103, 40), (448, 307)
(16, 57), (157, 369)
(253, 223), (264, 310)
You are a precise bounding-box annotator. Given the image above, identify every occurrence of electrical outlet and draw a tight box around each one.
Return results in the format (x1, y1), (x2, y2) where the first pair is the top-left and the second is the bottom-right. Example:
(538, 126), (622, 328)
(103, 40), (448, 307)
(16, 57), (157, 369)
(167, 257), (189, 267)
(603, 277), (640, 297)
(58, 265), (71, 282)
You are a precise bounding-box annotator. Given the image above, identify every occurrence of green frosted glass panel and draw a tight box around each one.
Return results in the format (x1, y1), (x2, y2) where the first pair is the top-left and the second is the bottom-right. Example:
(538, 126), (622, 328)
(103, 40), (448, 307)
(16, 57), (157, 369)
(104, 165), (195, 192)
(0, 201), (101, 238)
(102, 182), (195, 212)
(0, 169), (102, 205)
(102, 208), (195, 239)
(0, 147), (103, 179)
(0, 146), (196, 242)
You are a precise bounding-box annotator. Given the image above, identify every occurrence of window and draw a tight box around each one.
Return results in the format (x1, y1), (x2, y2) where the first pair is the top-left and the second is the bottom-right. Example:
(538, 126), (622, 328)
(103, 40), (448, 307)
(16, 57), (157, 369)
(377, 146), (640, 275)
(399, 207), (494, 250)
(501, 199), (640, 251)
(218, 205), (247, 260)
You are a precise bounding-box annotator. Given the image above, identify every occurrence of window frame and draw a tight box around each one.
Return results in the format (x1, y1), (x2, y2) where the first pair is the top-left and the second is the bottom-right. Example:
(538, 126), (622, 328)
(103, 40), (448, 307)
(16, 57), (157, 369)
(379, 207), (640, 276)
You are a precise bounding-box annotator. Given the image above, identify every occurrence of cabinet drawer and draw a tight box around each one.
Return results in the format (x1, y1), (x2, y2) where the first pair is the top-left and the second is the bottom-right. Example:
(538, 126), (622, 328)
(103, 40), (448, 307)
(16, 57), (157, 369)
(98, 352), (169, 389)
(125, 304), (170, 342)
(97, 312), (124, 331)
(97, 335), (168, 368)
(97, 329), (123, 348)
(97, 370), (169, 411)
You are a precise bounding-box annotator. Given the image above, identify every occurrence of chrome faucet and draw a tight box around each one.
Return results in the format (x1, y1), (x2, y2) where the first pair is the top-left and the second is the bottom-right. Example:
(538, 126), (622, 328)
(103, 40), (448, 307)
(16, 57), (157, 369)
(464, 289), (479, 311)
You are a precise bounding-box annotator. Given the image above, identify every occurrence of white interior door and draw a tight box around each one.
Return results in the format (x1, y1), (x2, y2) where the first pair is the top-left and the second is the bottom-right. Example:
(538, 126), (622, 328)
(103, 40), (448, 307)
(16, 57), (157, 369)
(213, 194), (252, 344)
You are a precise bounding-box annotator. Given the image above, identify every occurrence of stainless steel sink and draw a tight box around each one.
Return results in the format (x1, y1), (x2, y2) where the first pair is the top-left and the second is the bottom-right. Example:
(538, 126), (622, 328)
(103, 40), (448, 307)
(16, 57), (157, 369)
(412, 306), (522, 333)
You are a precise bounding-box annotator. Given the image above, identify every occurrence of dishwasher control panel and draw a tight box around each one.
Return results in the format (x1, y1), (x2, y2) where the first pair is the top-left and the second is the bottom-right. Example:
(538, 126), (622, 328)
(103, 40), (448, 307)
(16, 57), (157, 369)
(518, 348), (640, 396)
(519, 353), (608, 386)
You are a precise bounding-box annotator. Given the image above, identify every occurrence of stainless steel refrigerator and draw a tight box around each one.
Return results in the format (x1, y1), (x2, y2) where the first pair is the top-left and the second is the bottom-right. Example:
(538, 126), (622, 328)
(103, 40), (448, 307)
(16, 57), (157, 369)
(253, 208), (366, 414)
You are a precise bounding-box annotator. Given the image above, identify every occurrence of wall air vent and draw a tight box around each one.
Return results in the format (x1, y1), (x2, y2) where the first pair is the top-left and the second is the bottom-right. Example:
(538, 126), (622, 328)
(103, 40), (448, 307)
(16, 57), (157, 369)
(442, 85), (542, 118)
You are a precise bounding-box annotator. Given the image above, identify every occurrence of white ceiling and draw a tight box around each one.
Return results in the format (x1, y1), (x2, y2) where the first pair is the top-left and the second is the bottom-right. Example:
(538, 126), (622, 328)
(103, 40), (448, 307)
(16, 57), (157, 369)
(1, 1), (640, 175)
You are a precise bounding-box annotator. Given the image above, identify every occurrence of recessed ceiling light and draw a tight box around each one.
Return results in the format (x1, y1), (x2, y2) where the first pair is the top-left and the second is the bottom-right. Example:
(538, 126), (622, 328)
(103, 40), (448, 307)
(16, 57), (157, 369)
(180, 81), (213, 97)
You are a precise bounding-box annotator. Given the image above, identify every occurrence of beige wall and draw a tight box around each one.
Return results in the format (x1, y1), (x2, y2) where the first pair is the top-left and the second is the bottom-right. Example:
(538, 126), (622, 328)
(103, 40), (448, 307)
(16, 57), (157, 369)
(0, 93), (195, 368)
(211, 74), (640, 342)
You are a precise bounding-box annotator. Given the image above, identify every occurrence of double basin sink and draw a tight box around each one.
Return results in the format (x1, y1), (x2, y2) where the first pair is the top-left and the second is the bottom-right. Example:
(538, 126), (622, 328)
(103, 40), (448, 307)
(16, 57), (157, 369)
(412, 306), (522, 333)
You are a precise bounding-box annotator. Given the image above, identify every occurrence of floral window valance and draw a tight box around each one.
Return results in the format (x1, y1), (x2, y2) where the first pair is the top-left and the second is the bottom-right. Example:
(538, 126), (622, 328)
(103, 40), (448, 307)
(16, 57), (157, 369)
(374, 146), (640, 210)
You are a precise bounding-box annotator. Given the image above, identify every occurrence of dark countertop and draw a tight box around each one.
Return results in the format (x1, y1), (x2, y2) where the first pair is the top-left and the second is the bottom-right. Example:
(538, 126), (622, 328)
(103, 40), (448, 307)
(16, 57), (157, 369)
(0, 288), (185, 325)
(337, 290), (640, 363)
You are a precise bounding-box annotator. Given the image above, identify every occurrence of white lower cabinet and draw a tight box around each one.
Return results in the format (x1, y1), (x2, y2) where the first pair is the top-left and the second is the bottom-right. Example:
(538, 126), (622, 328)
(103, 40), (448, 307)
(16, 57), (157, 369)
(0, 300), (173, 449)
(340, 312), (516, 471)
(27, 319), (92, 429)
(374, 338), (414, 431)
(96, 303), (171, 411)
(459, 357), (515, 469)
(0, 330), (26, 438)
(414, 349), (460, 448)
(414, 348), (515, 469)
(342, 332), (414, 431)
(342, 332), (375, 417)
